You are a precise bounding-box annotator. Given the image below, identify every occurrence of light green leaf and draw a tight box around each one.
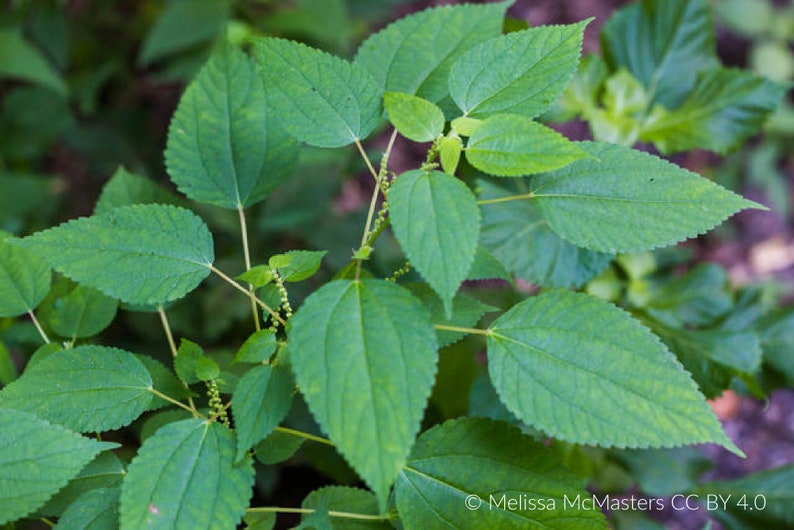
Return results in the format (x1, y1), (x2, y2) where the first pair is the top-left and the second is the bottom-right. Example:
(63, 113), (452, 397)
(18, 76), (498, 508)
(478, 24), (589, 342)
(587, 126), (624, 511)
(39, 451), (125, 517)
(244, 511), (276, 530)
(234, 329), (278, 364)
(395, 417), (608, 529)
(94, 167), (185, 215)
(487, 290), (741, 454)
(237, 266), (274, 289)
(300, 486), (390, 530)
(138, 0), (230, 65)
(449, 21), (588, 118)
(438, 135), (463, 175)
(50, 285), (118, 339)
(289, 279), (438, 510)
(269, 250), (328, 282)
(120, 419), (254, 529)
(0, 408), (114, 524)
(0, 28), (67, 96)
(254, 430), (304, 465)
(14, 204), (214, 305)
(0, 346), (153, 432)
(0, 232), (51, 317)
(384, 92), (444, 143)
(479, 179), (612, 288)
(55, 488), (120, 530)
(600, 0), (718, 108)
(465, 114), (588, 176)
(640, 68), (787, 154)
(166, 40), (298, 209)
(233, 364), (295, 461)
(252, 38), (380, 148)
(406, 283), (493, 348)
(531, 142), (761, 253)
(354, 2), (510, 103)
(389, 170), (480, 314)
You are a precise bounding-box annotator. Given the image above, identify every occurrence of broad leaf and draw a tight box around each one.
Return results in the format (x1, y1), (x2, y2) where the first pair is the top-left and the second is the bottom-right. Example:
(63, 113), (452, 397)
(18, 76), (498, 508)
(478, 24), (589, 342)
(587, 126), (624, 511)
(600, 0), (717, 108)
(384, 92), (445, 143)
(39, 451), (125, 517)
(14, 204), (214, 305)
(120, 419), (254, 529)
(56, 488), (120, 530)
(479, 179), (612, 288)
(232, 364), (295, 461)
(355, 2), (510, 103)
(254, 430), (305, 465)
(300, 486), (390, 530)
(166, 40), (298, 209)
(0, 28), (67, 96)
(640, 68), (786, 154)
(406, 283), (493, 348)
(487, 290), (741, 454)
(449, 21), (588, 118)
(465, 114), (588, 176)
(270, 250), (328, 282)
(395, 418), (608, 529)
(0, 232), (51, 317)
(0, 408), (114, 524)
(0, 346), (153, 432)
(289, 279), (438, 510)
(252, 38), (380, 148)
(94, 167), (184, 215)
(175, 339), (219, 384)
(389, 170), (480, 313)
(50, 285), (118, 339)
(531, 142), (761, 253)
(234, 329), (278, 364)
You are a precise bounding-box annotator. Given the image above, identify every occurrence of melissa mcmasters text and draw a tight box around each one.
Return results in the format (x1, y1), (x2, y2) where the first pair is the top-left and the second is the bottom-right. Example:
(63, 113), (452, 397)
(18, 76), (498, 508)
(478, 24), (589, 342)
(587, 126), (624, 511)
(488, 494), (665, 512)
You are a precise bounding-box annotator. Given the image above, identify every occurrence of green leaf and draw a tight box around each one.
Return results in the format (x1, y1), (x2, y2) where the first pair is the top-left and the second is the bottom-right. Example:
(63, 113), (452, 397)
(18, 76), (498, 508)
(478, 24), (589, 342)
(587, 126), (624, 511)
(646, 264), (732, 327)
(0, 28), (67, 96)
(389, 170), (480, 314)
(175, 339), (218, 384)
(383, 92), (444, 143)
(479, 179), (612, 288)
(438, 135), (463, 175)
(0, 232), (51, 317)
(234, 329), (278, 364)
(233, 364), (295, 461)
(613, 447), (712, 498)
(395, 417), (608, 529)
(487, 290), (741, 454)
(0, 342), (16, 386)
(14, 204), (214, 305)
(758, 307), (794, 385)
(0, 346), (153, 432)
(300, 486), (390, 529)
(135, 355), (192, 411)
(531, 142), (761, 253)
(467, 246), (512, 283)
(243, 511), (276, 530)
(289, 279), (438, 510)
(237, 266), (274, 289)
(406, 283), (493, 348)
(120, 419), (254, 529)
(354, 2), (510, 103)
(252, 38), (380, 148)
(138, 0), (230, 65)
(166, 40), (298, 209)
(600, 0), (718, 108)
(0, 408), (114, 524)
(94, 167), (185, 215)
(55, 488), (120, 530)
(254, 430), (304, 465)
(39, 451), (125, 517)
(465, 114), (588, 176)
(50, 285), (118, 339)
(640, 68), (787, 154)
(449, 21), (588, 119)
(270, 250), (328, 282)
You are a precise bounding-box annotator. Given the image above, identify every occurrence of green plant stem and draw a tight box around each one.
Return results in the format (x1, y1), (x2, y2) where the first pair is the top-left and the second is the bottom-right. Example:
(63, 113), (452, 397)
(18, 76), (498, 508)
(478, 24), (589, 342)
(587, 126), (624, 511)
(434, 324), (491, 336)
(157, 306), (199, 415)
(275, 426), (334, 446)
(148, 387), (205, 419)
(238, 205), (261, 332)
(354, 138), (379, 181)
(246, 506), (390, 522)
(40, 518), (55, 528)
(27, 310), (50, 344)
(355, 171), (384, 281)
(477, 192), (536, 205)
(209, 265), (286, 326)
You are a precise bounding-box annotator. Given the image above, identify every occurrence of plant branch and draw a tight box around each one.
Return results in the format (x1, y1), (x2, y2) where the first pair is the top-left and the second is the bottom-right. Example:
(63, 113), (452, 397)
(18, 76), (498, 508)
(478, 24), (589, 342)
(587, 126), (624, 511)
(238, 205), (261, 331)
(246, 506), (390, 522)
(434, 324), (491, 336)
(209, 265), (286, 326)
(477, 192), (535, 206)
(354, 138), (379, 181)
(28, 310), (50, 344)
(157, 306), (178, 358)
(275, 426), (334, 447)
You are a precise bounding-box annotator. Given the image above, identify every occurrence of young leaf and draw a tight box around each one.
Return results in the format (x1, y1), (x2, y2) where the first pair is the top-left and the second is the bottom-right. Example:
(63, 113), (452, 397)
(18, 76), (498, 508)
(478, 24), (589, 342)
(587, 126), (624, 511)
(487, 290), (741, 454)
(175, 339), (217, 384)
(449, 21), (588, 118)
(232, 364), (295, 461)
(0, 232), (51, 317)
(244, 512), (276, 530)
(354, 2), (510, 103)
(0, 346), (153, 432)
(269, 250), (328, 282)
(252, 38), (381, 148)
(531, 142), (762, 253)
(38, 451), (125, 517)
(94, 166), (185, 215)
(120, 419), (254, 529)
(237, 266), (274, 289)
(389, 170), (480, 314)
(289, 279), (438, 510)
(479, 179), (612, 288)
(640, 68), (787, 154)
(394, 418), (608, 529)
(166, 40), (298, 209)
(438, 135), (463, 175)
(600, 0), (717, 108)
(55, 487), (120, 530)
(234, 328), (278, 364)
(300, 486), (390, 529)
(13, 204), (214, 305)
(383, 92), (445, 143)
(50, 285), (118, 339)
(0, 408), (115, 524)
(465, 114), (588, 176)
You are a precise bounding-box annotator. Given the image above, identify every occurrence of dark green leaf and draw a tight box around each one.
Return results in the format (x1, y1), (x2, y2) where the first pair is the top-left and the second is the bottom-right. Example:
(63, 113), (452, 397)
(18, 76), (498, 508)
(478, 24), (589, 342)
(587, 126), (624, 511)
(612, 447), (712, 497)
(384, 92), (445, 143)
(254, 430), (305, 465)
(55, 487), (120, 530)
(38, 451), (125, 517)
(646, 264), (732, 328)
(0, 342), (16, 386)
(758, 307), (794, 385)
(136, 355), (192, 411)
(300, 486), (390, 529)
(94, 167), (184, 215)
(0, 232), (51, 317)
(467, 246), (512, 282)
(406, 283), (493, 348)
(50, 285), (118, 339)
(0, 28), (67, 96)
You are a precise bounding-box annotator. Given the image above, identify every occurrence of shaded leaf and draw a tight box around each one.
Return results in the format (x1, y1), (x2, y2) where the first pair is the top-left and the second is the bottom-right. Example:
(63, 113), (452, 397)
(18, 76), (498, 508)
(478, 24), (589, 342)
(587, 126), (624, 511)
(55, 487), (120, 530)
(300, 486), (390, 529)
(254, 430), (304, 465)
(39, 451), (125, 517)
(467, 246), (512, 282)
(0, 28), (67, 96)
(406, 283), (493, 348)
(50, 285), (118, 339)
(94, 167), (184, 215)
(234, 329), (278, 364)
(0, 232), (51, 317)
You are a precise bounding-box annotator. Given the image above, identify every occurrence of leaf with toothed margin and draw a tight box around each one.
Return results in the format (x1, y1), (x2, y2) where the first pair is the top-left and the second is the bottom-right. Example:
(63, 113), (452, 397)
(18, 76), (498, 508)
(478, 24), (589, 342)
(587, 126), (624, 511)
(487, 290), (742, 455)
(0, 231), (50, 317)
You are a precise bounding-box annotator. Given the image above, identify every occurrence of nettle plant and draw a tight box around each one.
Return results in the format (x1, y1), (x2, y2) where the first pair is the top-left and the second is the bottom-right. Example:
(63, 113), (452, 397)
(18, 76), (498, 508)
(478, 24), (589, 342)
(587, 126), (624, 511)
(0, 1), (788, 528)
